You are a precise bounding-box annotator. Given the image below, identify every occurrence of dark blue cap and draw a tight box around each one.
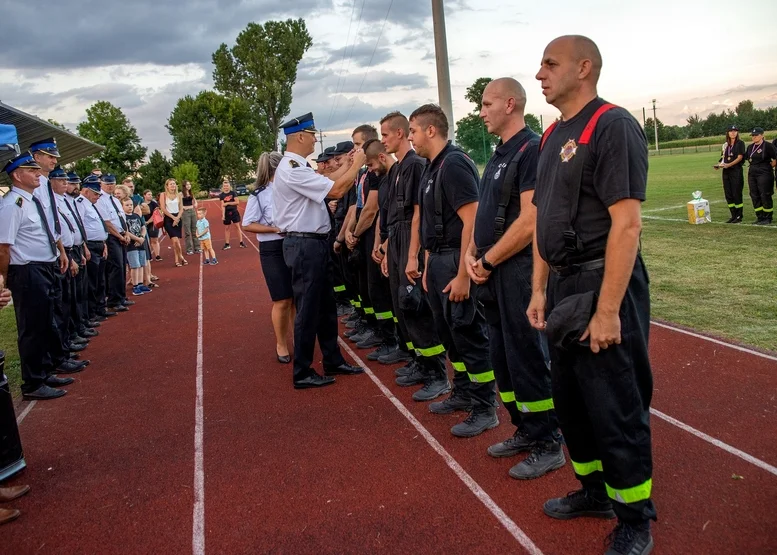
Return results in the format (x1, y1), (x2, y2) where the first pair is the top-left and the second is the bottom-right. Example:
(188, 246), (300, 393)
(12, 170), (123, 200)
(280, 112), (316, 135)
(3, 151), (41, 174)
(49, 166), (68, 179)
(101, 174), (116, 184)
(316, 150), (332, 163)
(333, 141), (353, 155)
(727, 125), (738, 131)
(67, 171), (81, 184)
(29, 137), (60, 157)
(751, 127), (765, 136)
(82, 174), (102, 191)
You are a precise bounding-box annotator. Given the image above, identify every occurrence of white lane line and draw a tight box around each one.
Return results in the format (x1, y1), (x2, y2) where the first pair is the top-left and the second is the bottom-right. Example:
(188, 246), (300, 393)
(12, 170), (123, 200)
(651, 321), (777, 362)
(192, 253), (205, 555)
(338, 338), (544, 555)
(15, 400), (36, 425)
(650, 408), (777, 477)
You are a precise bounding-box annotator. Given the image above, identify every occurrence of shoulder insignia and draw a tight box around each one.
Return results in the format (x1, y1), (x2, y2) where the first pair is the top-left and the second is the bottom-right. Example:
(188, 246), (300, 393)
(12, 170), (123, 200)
(76, 196), (84, 202)
(289, 160), (299, 168)
(15, 197), (23, 207)
(252, 185), (266, 196)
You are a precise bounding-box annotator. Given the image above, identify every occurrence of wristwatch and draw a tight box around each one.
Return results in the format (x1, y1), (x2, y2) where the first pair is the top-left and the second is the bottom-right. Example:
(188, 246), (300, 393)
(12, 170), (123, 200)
(481, 254), (495, 272)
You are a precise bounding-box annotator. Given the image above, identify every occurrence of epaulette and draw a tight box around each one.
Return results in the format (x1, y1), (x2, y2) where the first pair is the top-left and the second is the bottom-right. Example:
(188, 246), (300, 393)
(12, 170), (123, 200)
(76, 196), (84, 202)
(15, 196), (23, 207)
(252, 185), (266, 196)
(289, 159), (299, 168)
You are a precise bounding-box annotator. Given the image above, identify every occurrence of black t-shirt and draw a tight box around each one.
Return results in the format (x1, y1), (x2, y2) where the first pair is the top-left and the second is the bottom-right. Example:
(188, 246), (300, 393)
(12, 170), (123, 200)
(356, 170), (381, 231)
(721, 139), (746, 169)
(474, 127), (539, 251)
(126, 214), (145, 251)
(377, 170), (391, 242)
(335, 188), (355, 225)
(145, 200), (159, 227)
(534, 97), (648, 266)
(385, 150), (426, 235)
(419, 142), (480, 252)
(746, 140), (777, 172)
(219, 191), (238, 214)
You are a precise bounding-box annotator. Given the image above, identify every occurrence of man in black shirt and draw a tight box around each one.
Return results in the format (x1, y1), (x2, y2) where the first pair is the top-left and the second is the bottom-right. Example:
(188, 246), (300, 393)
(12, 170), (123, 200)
(410, 104), (498, 437)
(375, 112), (446, 382)
(529, 35), (656, 555)
(745, 127), (776, 225)
(467, 78), (564, 479)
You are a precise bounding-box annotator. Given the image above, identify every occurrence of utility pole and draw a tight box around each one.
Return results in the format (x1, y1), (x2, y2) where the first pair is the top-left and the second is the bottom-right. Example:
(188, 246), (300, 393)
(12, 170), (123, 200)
(540, 114), (544, 131)
(651, 99), (659, 152)
(642, 107), (647, 130)
(431, 0), (455, 142)
(318, 129), (327, 154)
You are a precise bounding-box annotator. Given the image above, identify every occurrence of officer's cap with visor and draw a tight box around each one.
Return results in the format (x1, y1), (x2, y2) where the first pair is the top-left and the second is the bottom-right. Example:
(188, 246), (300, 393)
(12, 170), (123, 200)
(49, 166), (68, 180)
(67, 172), (81, 184)
(751, 127), (765, 136)
(333, 141), (354, 156)
(315, 149), (333, 164)
(82, 174), (102, 192)
(28, 137), (61, 158)
(280, 112), (317, 136)
(3, 151), (41, 175)
(101, 173), (117, 184)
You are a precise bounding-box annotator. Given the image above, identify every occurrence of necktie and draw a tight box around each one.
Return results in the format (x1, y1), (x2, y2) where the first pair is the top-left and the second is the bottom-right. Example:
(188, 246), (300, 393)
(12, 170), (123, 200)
(92, 203), (109, 233)
(32, 195), (58, 257)
(58, 206), (75, 234)
(111, 197), (128, 231)
(66, 198), (87, 242)
(46, 179), (62, 235)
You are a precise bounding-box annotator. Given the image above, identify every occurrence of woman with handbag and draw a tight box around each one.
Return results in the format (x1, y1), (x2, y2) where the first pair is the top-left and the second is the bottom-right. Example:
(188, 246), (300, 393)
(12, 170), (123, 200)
(159, 179), (187, 267)
(143, 189), (163, 261)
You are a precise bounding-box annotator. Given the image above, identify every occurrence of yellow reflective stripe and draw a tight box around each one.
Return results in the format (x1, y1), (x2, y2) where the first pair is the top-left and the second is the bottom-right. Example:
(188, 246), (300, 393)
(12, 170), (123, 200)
(417, 344), (445, 357)
(500, 391), (516, 403)
(451, 361), (467, 372)
(374, 311), (393, 320)
(363, 307), (375, 315)
(333, 285), (346, 292)
(734, 204), (744, 208)
(571, 459), (603, 476)
(606, 479), (653, 504)
(469, 370), (495, 383)
(754, 207), (764, 212)
(727, 203), (735, 208)
(393, 317), (399, 323)
(516, 398), (555, 413)
(352, 301), (362, 308)
(406, 342), (415, 351)
(764, 208), (774, 213)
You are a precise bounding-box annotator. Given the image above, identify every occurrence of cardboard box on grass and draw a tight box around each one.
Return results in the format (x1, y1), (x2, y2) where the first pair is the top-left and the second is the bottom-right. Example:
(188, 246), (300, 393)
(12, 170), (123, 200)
(687, 191), (711, 224)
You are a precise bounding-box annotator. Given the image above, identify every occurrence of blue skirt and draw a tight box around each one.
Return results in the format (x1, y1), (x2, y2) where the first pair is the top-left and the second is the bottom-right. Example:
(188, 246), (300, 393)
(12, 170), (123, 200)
(259, 239), (293, 301)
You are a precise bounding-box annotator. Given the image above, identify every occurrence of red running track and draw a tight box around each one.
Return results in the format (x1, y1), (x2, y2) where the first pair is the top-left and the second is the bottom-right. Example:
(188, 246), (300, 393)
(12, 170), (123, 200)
(3, 200), (776, 554)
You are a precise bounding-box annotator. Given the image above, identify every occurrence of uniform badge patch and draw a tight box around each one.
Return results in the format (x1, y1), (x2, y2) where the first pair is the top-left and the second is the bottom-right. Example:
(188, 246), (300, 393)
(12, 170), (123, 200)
(289, 160), (299, 168)
(493, 162), (507, 180)
(15, 197), (23, 207)
(560, 139), (578, 163)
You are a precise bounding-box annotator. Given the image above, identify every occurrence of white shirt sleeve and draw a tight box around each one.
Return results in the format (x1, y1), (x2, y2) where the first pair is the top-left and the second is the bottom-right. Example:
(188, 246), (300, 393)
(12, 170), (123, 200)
(241, 195), (262, 226)
(285, 168), (334, 204)
(0, 202), (21, 246)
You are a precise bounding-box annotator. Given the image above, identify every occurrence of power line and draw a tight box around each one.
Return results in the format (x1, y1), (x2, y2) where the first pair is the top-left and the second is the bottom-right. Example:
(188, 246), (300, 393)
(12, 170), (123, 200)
(329, 0), (368, 128)
(326, 0), (358, 128)
(343, 0), (394, 125)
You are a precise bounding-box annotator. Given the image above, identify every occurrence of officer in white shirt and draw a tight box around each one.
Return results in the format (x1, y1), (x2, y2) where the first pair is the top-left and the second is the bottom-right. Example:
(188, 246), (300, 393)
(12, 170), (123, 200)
(273, 112), (365, 389)
(97, 174), (130, 312)
(77, 176), (112, 321)
(0, 153), (87, 401)
(29, 139), (68, 263)
(64, 172), (97, 337)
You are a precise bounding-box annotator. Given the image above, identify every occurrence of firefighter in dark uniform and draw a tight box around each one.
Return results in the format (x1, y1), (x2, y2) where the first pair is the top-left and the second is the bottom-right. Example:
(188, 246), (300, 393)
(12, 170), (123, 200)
(65, 171), (98, 335)
(318, 147), (351, 313)
(0, 153), (86, 401)
(272, 112), (364, 389)
(376, 112), (447, 382)
(530, 35), (656, 555)
(745, 127), (776, 225)
(76, 175), (112, 322)
(468, 78), (565, 479)
(410, 104), (498, 437)
(714, 125), (746, 223)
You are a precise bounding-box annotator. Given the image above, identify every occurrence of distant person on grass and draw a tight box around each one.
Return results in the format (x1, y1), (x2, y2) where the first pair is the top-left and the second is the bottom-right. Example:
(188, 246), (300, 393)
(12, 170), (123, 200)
(181, 180), (200, 255)
(219, 180), (246, 250)
(196, 208), (218, 265)
(242, 152), (294, 364)
(745, 127), (776, 225)
(714, 125), (746, 223)
(160, 179), (187, 266)
(123, 198), (150, 296)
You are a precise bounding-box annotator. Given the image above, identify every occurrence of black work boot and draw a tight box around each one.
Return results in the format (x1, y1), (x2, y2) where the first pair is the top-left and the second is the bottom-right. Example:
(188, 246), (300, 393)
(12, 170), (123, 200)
(605, 521), (654, 555)
(487, 428), (534, 458)
(450, 406), (499, 437)
(378, 346), (412, 365)
(411, 373), (451, 402)
(356, 332), (383, 349)
(429, 388), (473, 414)
(349, 328), (375, 344)
(395, 362), (426, 386)
(395, 359), (417, 377)
(367, 342), (396, 361)
(725, 207), (736, 223)
(544, 488), (616, 520)
(508, 440), (566, 479)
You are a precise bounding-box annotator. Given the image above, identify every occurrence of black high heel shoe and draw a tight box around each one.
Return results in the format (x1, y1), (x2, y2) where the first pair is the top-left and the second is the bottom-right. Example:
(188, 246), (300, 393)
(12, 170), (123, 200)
(276, 350), (291, 364)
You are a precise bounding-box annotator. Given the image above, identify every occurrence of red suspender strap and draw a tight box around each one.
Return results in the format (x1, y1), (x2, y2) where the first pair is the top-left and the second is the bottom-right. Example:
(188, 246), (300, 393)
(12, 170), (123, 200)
(540, 121), (558, 151)
(579, 103), (617, 144)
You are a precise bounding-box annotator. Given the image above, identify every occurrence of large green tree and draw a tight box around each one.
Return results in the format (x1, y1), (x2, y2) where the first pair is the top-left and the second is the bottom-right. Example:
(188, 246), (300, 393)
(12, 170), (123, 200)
(167, 91), (263, 187)
(76, 101), (146, 177)
(136, 149), (172, 194)
(212, 18), (312, 150)
(172, 161), (201, 196)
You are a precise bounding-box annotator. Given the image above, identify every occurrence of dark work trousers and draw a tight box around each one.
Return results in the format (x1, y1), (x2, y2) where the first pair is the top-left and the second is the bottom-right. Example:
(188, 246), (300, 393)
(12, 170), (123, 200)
(477, 251), (557, 441)
(86, 240), (107, 318)
(351, 235), (374, 326)
(387, 222), (446, 376)
(7, 263), (67, 393)
(547, 254), (656, 525)
(748, 168), (775, 221)
(105, 235), (127, 307)
(721, 168), (744, 214)
(57, 255), (77, 345)
(425, 249), (496, 410)
(283, 236), (346, 381)
(331, 219), (351, 305)
(363, 225), (397, 345)
(70, 244), (89, 332)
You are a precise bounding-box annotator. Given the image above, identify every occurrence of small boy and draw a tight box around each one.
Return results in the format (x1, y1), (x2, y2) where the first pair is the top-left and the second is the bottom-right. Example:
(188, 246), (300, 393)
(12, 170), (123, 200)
(196, 208), (218, 265)
(123, 198), (150, 296)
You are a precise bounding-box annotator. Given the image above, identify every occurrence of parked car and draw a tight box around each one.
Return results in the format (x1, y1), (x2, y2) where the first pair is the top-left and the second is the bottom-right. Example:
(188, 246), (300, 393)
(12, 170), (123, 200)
(235, 184), (248, 196)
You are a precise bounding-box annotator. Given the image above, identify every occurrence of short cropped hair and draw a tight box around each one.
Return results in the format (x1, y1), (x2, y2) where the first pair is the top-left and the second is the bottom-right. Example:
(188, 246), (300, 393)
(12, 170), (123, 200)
(353, 124), (378, 141)
(363, 138), (386, 160)
(380, 111), (410, 136)
(409, 104), (449, 137)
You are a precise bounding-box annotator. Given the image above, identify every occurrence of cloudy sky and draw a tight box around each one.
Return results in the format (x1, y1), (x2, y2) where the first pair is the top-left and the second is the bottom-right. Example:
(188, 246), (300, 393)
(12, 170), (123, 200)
(2, 0), (776, 157)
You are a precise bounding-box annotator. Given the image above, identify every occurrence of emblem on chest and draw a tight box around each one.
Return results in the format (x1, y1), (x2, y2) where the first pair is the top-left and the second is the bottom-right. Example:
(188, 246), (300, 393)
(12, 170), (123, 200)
(493, 162), (507, 180)
(560, 139), (578, 163)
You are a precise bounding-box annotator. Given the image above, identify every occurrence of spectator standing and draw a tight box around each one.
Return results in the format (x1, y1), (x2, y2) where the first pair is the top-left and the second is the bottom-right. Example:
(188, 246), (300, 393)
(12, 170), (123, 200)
(181, 180), (200, 255)
(159, 179), (186, 266)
